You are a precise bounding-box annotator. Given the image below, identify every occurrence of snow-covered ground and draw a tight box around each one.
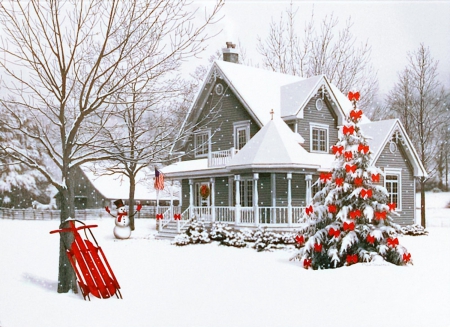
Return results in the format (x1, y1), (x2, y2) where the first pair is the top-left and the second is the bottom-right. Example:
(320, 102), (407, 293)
(1, 193), (450, 327)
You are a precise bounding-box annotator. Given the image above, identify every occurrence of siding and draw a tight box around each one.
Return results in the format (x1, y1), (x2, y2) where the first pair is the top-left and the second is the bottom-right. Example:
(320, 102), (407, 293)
(375, 141), (416, 226)
(297, 94), (339, 153)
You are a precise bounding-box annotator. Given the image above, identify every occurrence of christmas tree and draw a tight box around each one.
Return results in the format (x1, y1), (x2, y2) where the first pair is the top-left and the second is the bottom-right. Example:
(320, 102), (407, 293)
(292, 92), (412, 269)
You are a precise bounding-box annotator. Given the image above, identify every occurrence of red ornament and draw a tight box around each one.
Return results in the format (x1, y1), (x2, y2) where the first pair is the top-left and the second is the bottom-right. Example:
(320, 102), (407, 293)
(305, 205), (314, 215)
(295, 235), (304, 245)
(360, 188), (372, 199)
(348, 91), (360, 102)
(320, 172), (332, 183)
(332, 145), (344, 155)
(343, 125), (355, 135)
(403, 253), (411, 263)
(174, 214), (181, 220)
(346, 254), (358, 264)
(354, 177), (363, 186)
(366, 234), (375, 244)
(358, 144), (370, 154)
(371, 173), (380, 182)
(343, 221), (355, 231)
(344, 151), (353, 161)
(375, 211), (387, 220)
(328, 204), (337, 213)
(335, 178), (344, 186)
(314, 243), (323, 252)
(388, 203), (397, 211)
(345, 164), (357, 174)
(349, 209), (361, 219)
(156, 213), (163, 220)
(328, 228), (340, 238)
(387, 238), (399, 247)
(350, 109), (363, 121)
(304, 258), (312, 269)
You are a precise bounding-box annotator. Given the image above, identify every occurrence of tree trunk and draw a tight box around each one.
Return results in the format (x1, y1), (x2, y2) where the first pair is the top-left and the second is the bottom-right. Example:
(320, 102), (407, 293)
(420, 177), (426, 228)
(129, 174), (136, 231)
(57, 179), (78, 294)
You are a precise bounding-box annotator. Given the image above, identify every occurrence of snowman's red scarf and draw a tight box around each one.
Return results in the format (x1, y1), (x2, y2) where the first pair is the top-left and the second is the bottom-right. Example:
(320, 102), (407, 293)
(117, 212), (128, 222)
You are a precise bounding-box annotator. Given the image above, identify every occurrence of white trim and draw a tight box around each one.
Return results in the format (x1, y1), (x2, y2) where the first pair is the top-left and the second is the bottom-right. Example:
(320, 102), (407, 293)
(309, 122), (329, 153)
(384, 168), (402, 211)
(233, 121), (250, 150)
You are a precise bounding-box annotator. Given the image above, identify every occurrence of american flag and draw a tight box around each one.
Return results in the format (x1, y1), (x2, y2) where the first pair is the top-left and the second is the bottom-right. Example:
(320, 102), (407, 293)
(154, 168), (165, 190)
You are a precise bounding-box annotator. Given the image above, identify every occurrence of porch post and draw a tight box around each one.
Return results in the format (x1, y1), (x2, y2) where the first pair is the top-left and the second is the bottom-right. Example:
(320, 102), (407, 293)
(253, 173), (259, 226)
(210, 177), (216, 223)
(305, 174), (312, 205)
(189, 179), (194, 219)
(234, 175), (241, 226)
(271, 173), (276, 224)
(287, 173), (292, 226)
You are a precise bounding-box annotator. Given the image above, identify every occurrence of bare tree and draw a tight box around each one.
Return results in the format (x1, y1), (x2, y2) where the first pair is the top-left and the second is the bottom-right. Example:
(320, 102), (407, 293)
(0, 0), (223, 294)
(256, 3), (378, 108)
(386, 43), (447, 227)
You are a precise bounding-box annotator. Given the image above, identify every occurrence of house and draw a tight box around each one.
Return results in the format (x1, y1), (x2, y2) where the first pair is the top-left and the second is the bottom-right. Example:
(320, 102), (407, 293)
(158, 42), (426, 233)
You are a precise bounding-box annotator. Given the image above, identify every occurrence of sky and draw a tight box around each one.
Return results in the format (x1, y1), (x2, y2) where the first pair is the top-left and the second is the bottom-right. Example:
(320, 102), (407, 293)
(190, 0), (450, 95)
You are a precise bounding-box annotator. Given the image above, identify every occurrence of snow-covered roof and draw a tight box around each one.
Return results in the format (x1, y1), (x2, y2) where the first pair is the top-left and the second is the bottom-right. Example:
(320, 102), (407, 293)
(81, 164), (176, 201)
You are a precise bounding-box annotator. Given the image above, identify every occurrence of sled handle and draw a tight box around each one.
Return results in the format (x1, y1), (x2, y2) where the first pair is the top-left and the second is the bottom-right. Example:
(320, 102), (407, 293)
(49, 224), (98, 234)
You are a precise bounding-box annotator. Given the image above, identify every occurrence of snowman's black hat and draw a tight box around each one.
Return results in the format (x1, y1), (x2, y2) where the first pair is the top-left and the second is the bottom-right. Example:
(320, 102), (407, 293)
(114, 199), (125, 208)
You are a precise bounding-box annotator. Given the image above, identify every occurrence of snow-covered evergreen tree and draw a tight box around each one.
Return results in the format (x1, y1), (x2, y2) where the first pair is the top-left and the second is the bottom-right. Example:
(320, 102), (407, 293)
(292, 92), (412, 269)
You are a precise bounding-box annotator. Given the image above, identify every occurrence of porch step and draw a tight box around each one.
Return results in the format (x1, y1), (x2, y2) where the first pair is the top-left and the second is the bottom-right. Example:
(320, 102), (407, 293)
(155, 221), (190, 240)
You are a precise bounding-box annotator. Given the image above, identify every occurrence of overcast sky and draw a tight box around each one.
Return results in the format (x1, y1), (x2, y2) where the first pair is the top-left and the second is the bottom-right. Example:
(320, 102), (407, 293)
(191, 0), (450, 95)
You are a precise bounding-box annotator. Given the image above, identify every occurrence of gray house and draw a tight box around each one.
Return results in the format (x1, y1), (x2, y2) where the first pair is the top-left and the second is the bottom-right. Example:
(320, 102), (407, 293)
(159, 44), (426, 233)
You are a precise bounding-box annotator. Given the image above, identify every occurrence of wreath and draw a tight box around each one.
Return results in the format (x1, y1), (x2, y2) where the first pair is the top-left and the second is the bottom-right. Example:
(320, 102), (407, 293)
(200, 184), (210, 199)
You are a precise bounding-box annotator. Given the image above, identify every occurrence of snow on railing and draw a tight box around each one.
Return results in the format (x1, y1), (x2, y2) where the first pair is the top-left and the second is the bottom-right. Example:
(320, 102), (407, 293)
(208, 148), (238, 167)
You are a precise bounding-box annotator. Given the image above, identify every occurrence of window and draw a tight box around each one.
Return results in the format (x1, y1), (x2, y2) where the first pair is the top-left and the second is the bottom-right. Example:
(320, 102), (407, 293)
(194, 130), (210, 157)
(310, 123), (329, 153)
(385, 169), (402, 210)
(233, 121), (250, 150)
(233, 178), (253, 207)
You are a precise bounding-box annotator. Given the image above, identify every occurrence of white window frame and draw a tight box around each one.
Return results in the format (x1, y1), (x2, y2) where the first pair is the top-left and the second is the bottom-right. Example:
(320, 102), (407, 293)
(310, 123), (329, 153)
(384, 168), (402, 211)
(194, 129), (211, 158)
(233, 121), (250, 151)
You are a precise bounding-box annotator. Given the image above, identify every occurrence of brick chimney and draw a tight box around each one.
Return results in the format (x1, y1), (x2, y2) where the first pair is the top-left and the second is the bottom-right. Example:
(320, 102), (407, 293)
(222, 41), (239, 63)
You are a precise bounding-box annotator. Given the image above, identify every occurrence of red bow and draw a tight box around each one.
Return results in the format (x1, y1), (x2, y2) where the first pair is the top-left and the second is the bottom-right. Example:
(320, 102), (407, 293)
(136, 204), (142, 212)
(350, 109), (363, 121)
(387, 238), (399, 247)
(117, 212), (128, 222)
(343, 125), (355, 135)
(344, 151), (353, 161)
(375, 211), (387, 220)
(345, 164), (357, 174)
(358, 144), (370, 154)
(349, 209), (361, 219)
(348, 91), (360, 101)
(371, 174), (380, 182)
(303, 258), (312, 269)
(335, 178), (344, 186)
(332, 145), (344, 155)
(346, 254), (358, 264)
(328, 227), (340, 238)
(360, 188), (372, 199)
(328, 204), (337, 213)
(314, 243), (322, 252)
(366, 234), (375, 244)
(343, 221), (355, 231)
(388, 203), (397, 211)
(403, 253), (411, 262)
(295, 235), (304, 244)
(156, 213), (163, 220)
(320, 172), (332, 183)
(354, 177), (363, 186)
(174, 214), (181, 220)
(305, 205), (314, 215)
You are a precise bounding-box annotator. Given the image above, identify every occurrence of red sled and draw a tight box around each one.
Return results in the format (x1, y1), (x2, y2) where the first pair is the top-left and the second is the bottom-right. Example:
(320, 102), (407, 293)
(50, 219), (122, 301)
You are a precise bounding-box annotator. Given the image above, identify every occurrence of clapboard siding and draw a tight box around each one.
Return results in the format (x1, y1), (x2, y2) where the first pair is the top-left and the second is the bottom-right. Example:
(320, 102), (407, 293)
(375, 141), (416, 226)
(183, 79), (259, 161)
(297, 94), (339, 153)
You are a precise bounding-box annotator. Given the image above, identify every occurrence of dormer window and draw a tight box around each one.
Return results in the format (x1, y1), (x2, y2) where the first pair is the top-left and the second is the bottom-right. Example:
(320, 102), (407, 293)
(310, 123), (329, 153)
(233, 121), (250, 150)
(194, 130), (210, 157)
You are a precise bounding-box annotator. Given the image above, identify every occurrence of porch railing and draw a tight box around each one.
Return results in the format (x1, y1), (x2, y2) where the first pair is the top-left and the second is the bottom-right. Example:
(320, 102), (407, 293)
(208, 148), (238, 167)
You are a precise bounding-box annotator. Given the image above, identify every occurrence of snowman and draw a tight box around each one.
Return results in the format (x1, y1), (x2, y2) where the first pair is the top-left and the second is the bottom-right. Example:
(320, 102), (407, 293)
(105, 199), (142, 239)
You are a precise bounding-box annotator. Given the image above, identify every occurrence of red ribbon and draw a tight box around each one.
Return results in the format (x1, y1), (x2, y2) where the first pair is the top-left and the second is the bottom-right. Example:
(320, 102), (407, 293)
(345, 164), (357, 174)
(305, 205), (314, 215)
(343, 222), (355, 231)
(344, 151), (353, 161)
(349, 209), (361, 219)
(328, 228), (340, 238)
(348, 91), (360, 101)
(354, 177), (363, 186)
(335, 178), (344, 186)
(371, 173), (380, 182)
(388, 203), (397, 211)
(360, 188), (372, 199)
(350, 109), (363, 121)
(346, 254), (358, 264)
(332, 145), (344, 155)
(174, 214), (181, 220)
(314, 243), (322, 252)
(343, 125), (355, 135)
(295, 235), (304, 245)
(328, 204), (337, 213)
(375, 211), (387, 220)
(366, 234), (375, 244)
(358, 144), (370, 154)
(403, 253), (411, 262)
(320, 172), (332, 183)
(303, 258), (312, 269)
(156, 213), (163, 220)
(387, 238), (399, 247)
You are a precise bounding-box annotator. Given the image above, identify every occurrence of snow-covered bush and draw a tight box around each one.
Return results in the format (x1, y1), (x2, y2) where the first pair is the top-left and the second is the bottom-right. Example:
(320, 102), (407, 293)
(210, 222), (247, 248)
(401, 224), (428, 236)
(172, 219), (211, 246)
(253, 227), (297, 252)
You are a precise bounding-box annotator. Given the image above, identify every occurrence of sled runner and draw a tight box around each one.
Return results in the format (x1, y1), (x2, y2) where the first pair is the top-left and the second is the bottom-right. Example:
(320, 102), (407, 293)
(50, 219), (122, 301)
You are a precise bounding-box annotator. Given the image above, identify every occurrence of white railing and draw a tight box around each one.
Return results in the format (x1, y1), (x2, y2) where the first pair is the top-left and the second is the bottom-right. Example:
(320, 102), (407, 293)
(208, 148), (238, 167)
(191, 206), (212, 222)
(215, 207), (234, 223)
(240, 207), (255, 224)
(259, 207), (289, 224)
